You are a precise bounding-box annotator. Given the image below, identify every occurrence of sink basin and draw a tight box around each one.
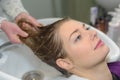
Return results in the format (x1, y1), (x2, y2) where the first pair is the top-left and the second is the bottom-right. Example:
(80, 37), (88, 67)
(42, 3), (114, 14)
(0, 44), (61, 80)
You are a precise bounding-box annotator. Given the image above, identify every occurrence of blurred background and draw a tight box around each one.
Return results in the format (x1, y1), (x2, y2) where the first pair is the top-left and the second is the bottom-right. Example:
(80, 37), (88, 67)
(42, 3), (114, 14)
(22, 0), (120, 23)
(22, 0), (96, 23)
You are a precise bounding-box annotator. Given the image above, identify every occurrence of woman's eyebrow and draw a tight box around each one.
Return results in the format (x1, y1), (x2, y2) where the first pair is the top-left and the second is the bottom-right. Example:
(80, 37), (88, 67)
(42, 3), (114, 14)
(82, 23), (85, 28)
(69, 29), (79, 40)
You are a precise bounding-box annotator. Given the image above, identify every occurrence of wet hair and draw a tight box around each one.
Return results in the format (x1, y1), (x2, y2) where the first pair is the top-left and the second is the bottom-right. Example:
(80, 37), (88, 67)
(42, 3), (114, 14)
(18, 17), (72, 77)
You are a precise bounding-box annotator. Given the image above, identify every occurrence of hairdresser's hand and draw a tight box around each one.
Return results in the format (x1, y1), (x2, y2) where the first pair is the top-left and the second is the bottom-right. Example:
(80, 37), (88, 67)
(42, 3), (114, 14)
(1, 20), (28, 43)
(15, 12), (40, 27)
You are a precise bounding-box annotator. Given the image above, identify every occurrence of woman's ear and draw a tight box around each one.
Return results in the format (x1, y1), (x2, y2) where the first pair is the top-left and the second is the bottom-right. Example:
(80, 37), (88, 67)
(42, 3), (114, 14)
(56, 58), (74, 71)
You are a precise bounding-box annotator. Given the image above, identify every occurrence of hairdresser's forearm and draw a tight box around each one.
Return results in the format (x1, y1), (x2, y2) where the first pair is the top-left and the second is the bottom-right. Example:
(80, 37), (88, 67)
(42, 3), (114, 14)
(0, 0), (28, 20)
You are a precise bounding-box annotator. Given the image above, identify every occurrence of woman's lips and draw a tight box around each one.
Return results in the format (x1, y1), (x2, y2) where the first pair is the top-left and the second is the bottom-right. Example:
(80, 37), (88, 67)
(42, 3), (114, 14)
(94, 40), (104, 49)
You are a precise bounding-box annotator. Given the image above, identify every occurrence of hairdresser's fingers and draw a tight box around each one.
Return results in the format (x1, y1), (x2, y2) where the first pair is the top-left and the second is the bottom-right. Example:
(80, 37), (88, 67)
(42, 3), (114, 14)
(15, 26), (28, 38)
(22, 22), (37, 32)
(15, 12), (41, 27)
(25, 16), (40, 27)
(8, 34), (22, 43)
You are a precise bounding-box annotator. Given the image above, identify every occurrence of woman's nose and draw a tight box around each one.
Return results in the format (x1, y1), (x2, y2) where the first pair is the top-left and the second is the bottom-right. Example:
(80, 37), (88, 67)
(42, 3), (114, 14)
(89, 30), (97, 40)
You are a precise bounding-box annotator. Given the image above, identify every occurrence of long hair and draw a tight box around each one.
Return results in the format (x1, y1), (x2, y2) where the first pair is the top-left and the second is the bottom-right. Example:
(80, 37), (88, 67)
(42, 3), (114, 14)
(18, 18), (72, 77)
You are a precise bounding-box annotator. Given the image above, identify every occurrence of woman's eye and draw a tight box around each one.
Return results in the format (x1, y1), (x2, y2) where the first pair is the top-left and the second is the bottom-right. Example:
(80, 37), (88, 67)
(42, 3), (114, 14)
(86, 27), (90, 30)
(75, 35), (81, 42)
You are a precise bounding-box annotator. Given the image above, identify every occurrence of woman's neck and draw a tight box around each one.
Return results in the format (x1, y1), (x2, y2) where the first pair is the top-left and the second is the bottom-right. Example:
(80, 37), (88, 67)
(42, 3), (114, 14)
(72, 61), (112, 80)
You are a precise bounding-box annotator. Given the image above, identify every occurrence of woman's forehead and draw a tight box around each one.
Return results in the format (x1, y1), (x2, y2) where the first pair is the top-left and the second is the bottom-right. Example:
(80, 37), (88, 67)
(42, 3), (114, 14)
(58, 20), (83, 40)
(59, 20), (83, 32)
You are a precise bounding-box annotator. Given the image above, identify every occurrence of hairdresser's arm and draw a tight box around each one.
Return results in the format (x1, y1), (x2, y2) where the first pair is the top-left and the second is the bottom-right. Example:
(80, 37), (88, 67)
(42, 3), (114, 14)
(0, 0), (28, 20)
(0, 0), (39, 43)
(0, 0), (39, 26)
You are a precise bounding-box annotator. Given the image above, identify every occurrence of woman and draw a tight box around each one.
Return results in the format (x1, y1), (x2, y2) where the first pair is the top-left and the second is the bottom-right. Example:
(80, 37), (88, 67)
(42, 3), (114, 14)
(18, 18), (120, 80)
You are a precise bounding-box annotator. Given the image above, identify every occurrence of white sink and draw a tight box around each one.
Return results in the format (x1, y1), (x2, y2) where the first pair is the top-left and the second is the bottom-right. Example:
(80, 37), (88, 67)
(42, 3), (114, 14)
(0, 22), (61, 80)
(96, 0), (120, 11)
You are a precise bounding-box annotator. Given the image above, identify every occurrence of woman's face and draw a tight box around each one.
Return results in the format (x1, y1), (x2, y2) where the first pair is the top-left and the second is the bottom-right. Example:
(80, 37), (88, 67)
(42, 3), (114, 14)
(58, 20), (109, 69)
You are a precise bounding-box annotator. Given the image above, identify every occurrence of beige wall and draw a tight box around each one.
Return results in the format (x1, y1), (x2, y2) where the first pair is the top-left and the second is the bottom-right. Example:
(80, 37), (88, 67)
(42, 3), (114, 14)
(22, 0), (54, 19)
(22, 0), (96, 23)
(61, 0), (96, 23)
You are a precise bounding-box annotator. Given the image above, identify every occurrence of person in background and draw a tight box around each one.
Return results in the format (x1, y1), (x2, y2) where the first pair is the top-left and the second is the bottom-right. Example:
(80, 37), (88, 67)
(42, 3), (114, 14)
(0, 0), (40, 43)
